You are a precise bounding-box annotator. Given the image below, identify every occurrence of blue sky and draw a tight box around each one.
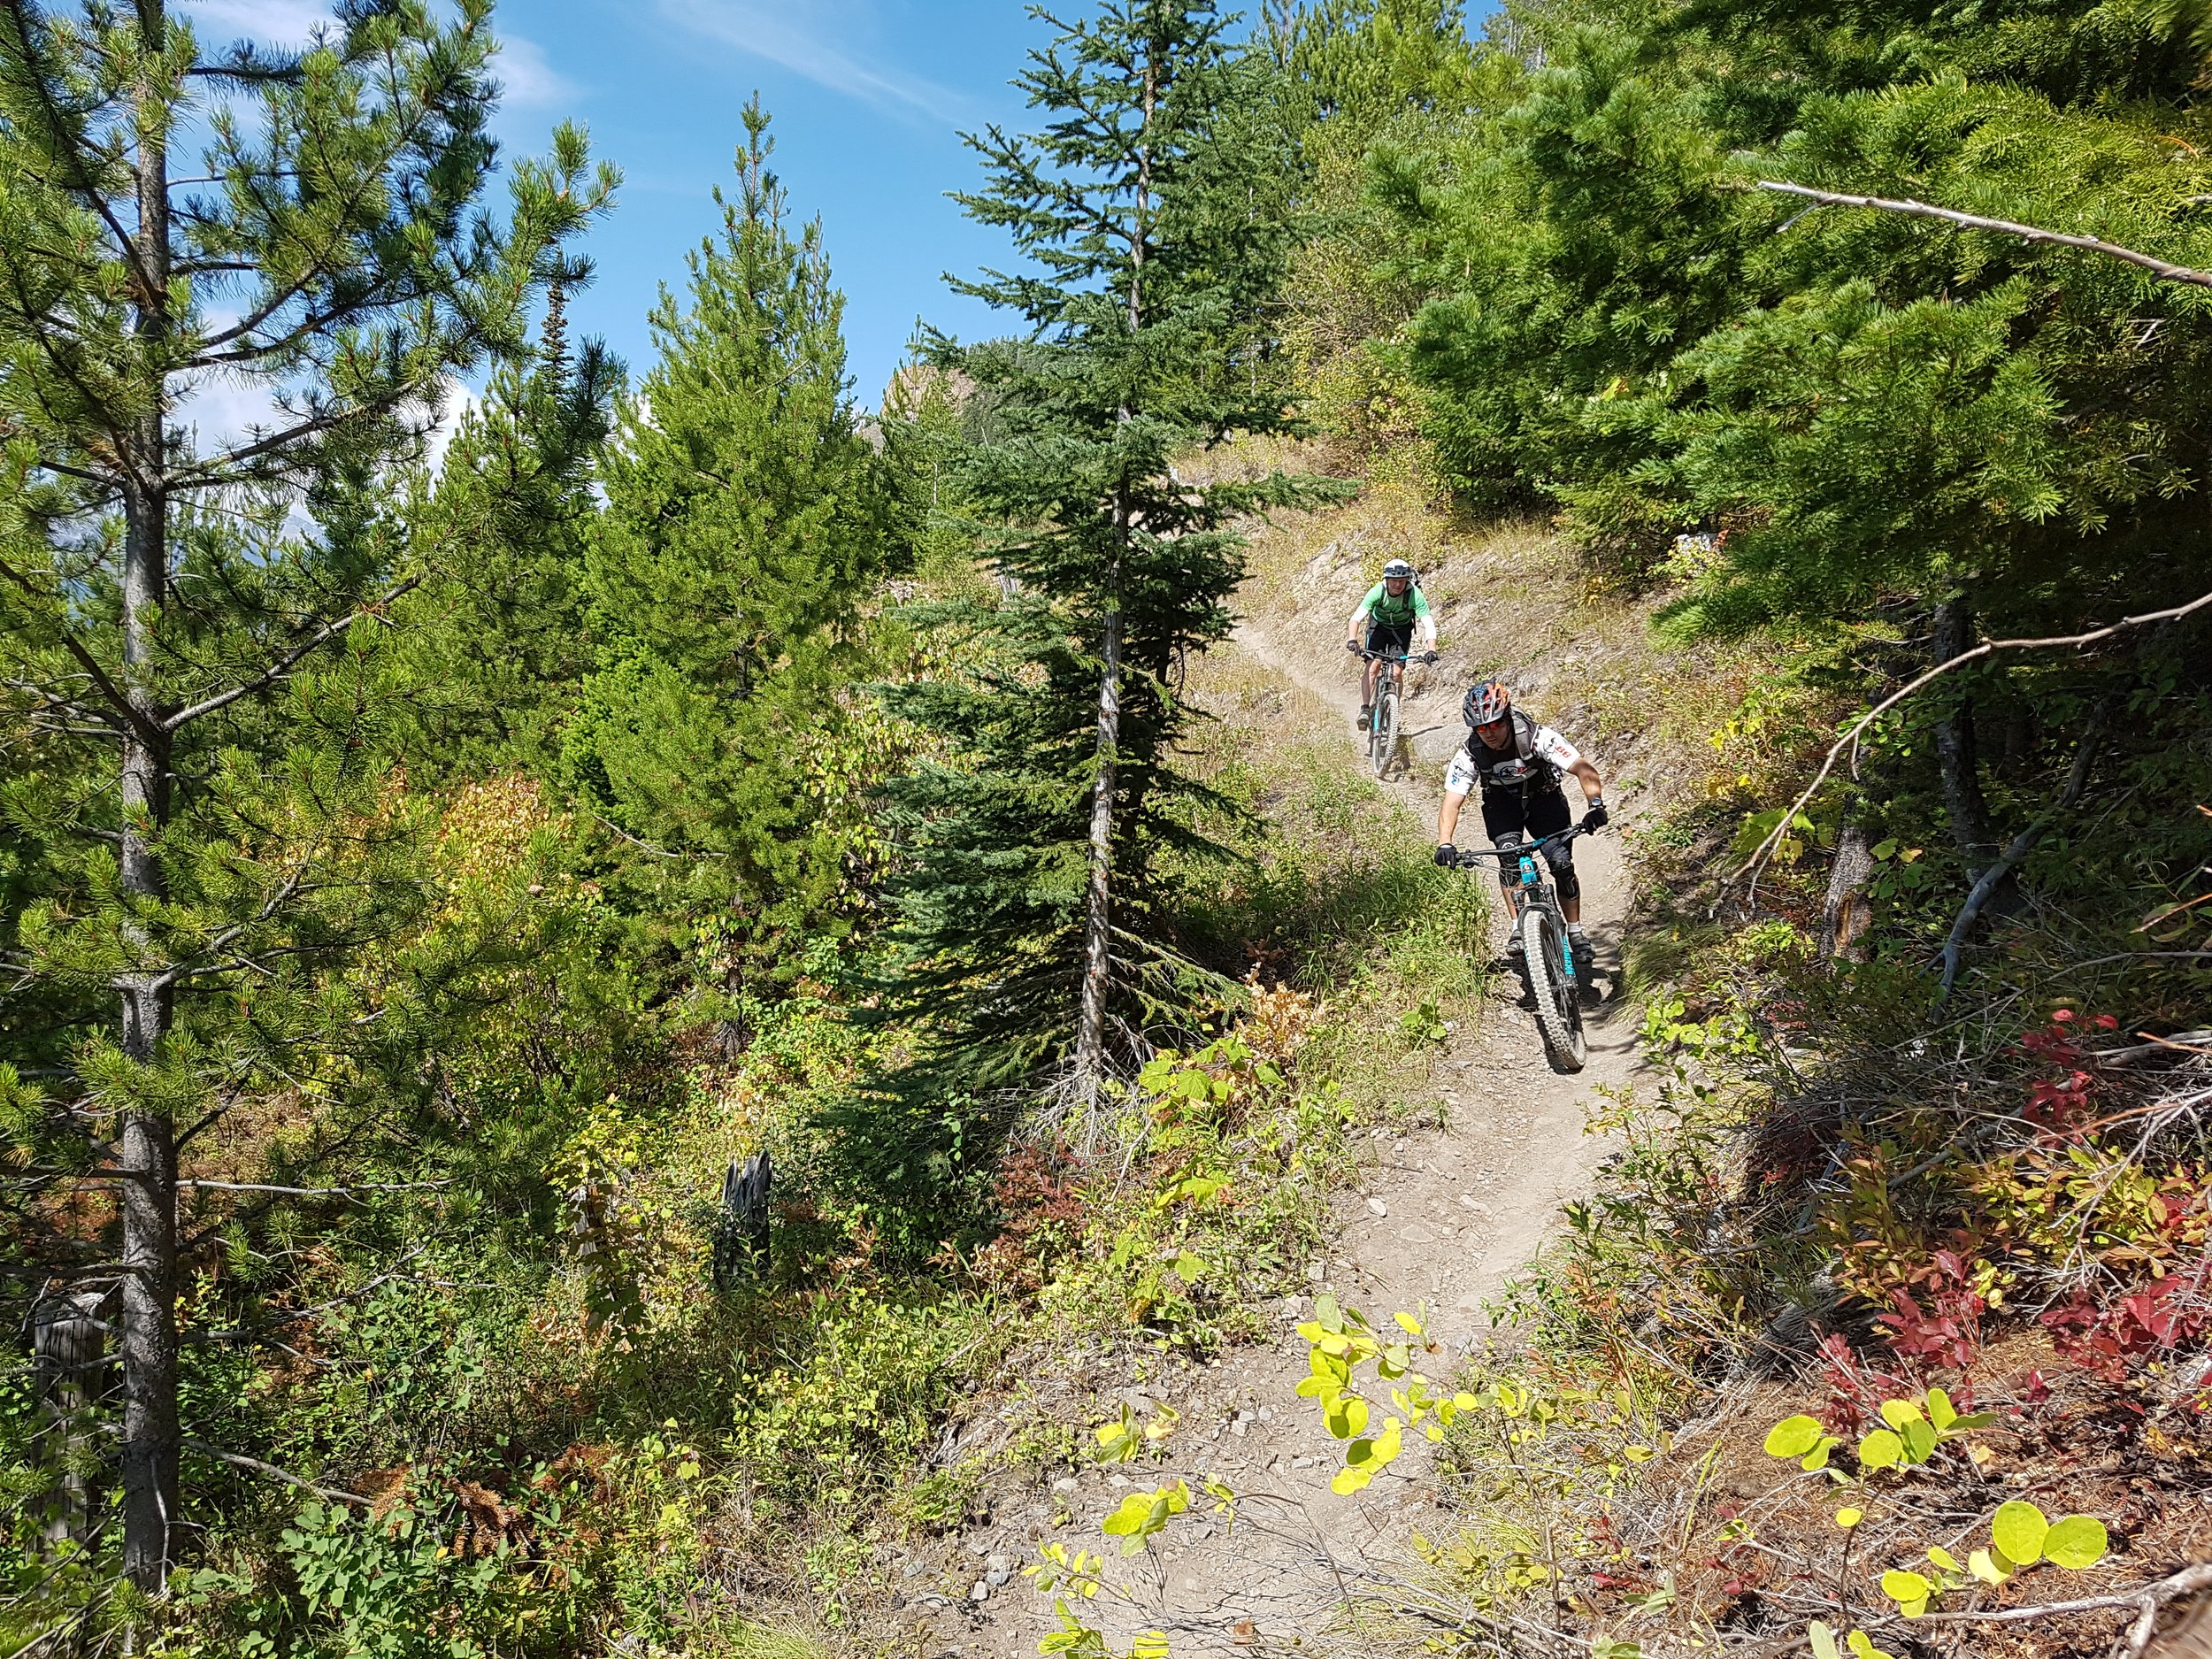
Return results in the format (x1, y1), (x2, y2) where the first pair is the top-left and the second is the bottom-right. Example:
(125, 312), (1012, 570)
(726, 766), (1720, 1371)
(188, 0), (1051, 411)
(489, 0), (1054, 408)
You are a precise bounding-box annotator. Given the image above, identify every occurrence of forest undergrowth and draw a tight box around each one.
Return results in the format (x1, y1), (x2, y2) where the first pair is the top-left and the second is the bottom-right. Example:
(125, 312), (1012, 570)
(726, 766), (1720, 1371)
(2, 629), (1488, 1657)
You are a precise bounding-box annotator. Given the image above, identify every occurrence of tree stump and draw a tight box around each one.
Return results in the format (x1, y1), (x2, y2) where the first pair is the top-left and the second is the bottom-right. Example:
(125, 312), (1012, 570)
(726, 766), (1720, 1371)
(712, 1150), (772, 1289)
(34, 1286), (110, 1547)
(1817, 821), (1876, 961)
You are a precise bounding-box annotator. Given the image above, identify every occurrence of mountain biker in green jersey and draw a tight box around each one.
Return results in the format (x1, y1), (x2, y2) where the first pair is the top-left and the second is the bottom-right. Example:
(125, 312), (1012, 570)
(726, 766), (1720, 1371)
(1344, 558), (1437, 731)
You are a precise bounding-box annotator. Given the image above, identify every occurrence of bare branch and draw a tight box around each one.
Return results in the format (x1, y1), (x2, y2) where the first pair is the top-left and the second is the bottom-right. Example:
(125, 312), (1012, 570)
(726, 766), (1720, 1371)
(1938, 718), (2101, 995)
(1909, 1559), (2212, 1657)
(178, 1179), (451, 1196)
(590, 812), (722, 860)
(181, 1438), (371, 1507)
(1737, 588), (2212, 882)
(1755, 180), (2212, 289)
(161, 576), (421, 731)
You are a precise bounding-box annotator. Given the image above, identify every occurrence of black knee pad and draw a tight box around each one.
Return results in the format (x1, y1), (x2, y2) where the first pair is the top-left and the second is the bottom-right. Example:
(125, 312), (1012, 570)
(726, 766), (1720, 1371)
(1547, 848), (1581, 902)
(1489, 832), (1524, 888)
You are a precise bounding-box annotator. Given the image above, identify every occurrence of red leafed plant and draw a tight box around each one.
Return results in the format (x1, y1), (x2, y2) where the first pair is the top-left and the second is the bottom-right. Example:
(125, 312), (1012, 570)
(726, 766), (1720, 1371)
(2039, 1275), (2211, 1383)
(2017, 1010), (2119, 1140)
(972, 1144), (1088, 1294)
(1877, 1248), (1985, 1373)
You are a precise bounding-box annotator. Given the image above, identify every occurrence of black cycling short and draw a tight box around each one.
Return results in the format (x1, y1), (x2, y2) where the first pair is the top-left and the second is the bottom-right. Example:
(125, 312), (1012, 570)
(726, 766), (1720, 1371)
(1480, 783), (1579, 902)
(1365, 620), (1413, 657)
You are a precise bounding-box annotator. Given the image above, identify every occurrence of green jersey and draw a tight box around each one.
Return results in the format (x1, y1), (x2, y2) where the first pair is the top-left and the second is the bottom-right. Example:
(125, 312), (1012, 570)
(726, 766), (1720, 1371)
(1357, 580), (1432, 629)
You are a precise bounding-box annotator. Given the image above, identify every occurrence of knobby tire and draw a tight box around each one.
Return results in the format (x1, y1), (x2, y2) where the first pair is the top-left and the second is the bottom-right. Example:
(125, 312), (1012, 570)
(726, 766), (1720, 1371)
(1521, 904), (1586, 1072)
(1371, 683), (1397, 779)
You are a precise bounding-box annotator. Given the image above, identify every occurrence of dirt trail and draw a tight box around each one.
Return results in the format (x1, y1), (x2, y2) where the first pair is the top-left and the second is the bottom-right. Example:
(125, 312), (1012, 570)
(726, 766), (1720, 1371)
(961, 609), (1652, 1658)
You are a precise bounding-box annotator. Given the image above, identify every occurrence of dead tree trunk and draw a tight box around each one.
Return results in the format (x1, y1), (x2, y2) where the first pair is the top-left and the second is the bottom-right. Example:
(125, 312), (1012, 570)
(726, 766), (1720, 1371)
(1818, 821), (1876, 961)
(712, 1151), (772, 1288)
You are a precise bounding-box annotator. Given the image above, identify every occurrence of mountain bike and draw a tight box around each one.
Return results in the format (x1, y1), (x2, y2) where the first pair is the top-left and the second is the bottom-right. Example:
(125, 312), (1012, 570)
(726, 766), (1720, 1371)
(1356, 649), (1438, 779)
(1447, 824), (1593, 1072)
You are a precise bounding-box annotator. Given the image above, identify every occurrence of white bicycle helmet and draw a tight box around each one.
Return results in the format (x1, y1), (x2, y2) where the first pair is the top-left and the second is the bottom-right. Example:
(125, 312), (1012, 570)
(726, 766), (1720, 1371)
(1382, 558), (1416, 580)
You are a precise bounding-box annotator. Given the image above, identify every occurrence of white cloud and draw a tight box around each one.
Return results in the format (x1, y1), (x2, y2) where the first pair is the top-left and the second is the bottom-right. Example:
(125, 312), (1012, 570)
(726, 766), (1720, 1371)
(494, 34), (577, 110)
(183, 0), (332, 48)
(171, 367), (478, 487)
(172, 370), (286, 455)
(664, 1), (970, 126)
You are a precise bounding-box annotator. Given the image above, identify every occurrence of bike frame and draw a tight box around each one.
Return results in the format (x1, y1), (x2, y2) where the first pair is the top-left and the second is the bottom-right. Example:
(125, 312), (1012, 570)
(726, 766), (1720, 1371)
(1356, 649), (1425, 778)
(1454, 824), (1586, 982)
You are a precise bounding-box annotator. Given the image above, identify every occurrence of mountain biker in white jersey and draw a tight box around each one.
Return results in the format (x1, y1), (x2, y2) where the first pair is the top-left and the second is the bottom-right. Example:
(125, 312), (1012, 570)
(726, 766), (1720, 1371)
(1344, 558), (1437, 731)
(1432, 680), (1609, 962)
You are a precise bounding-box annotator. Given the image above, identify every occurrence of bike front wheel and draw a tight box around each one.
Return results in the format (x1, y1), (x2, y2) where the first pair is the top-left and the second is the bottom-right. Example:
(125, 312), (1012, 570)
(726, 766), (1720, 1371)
(1370, 685), (1398, 778)
(1521, 904), (1586, 1072)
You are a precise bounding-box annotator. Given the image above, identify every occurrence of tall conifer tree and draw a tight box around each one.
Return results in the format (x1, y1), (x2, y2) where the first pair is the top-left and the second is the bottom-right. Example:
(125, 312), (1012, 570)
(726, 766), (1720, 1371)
(395, 310), (621, 780)
(869, 2), (1320, 1136)
(0, 0), (611, 1587)
(565, 100), (893, 979)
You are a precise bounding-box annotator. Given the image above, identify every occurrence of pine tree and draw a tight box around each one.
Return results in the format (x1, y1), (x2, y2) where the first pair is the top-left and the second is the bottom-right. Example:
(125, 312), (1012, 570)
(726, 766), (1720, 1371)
(0, 0), (611, 1588)
(870, 1), (1325, 1134)
(1283, 0), (1479, 127)
(393, 307), (622, 780)
(564, 99), (894, 985)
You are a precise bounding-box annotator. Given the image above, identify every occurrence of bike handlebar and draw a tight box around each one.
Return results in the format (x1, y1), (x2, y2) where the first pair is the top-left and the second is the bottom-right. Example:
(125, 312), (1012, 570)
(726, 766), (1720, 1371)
(1444, 823), (1596, 865)
(1354, 649), (1440, 663)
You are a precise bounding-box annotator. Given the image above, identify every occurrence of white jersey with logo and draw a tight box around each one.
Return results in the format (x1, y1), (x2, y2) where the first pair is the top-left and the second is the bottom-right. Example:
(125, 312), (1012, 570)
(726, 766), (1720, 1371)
(1443, 725), (1583, 799)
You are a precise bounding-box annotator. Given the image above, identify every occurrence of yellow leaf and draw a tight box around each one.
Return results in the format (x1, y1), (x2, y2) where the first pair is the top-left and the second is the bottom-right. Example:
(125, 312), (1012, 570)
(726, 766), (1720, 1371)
(1764, 1416), (1824, 1458)
(2043, 1515), (2108, 1570)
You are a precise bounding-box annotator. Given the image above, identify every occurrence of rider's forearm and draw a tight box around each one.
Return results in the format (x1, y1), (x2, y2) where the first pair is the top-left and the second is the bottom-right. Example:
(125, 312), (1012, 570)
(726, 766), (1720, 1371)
(1568, 759), (1603, 803)
(1347, 608), (1368, 642)
(1437, 793), (1463, 844)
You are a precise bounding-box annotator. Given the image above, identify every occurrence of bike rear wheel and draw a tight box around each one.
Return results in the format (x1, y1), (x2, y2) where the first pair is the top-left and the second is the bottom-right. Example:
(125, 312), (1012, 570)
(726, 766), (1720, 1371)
(1371, 682), (1398, 778)
(1521, 904), (1586, 1072)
